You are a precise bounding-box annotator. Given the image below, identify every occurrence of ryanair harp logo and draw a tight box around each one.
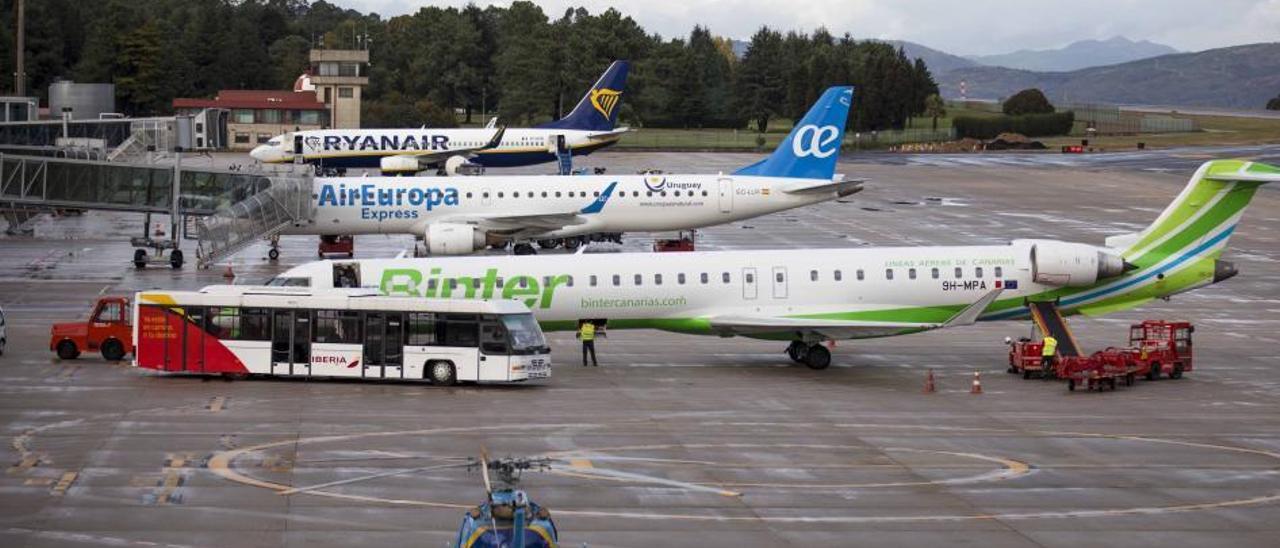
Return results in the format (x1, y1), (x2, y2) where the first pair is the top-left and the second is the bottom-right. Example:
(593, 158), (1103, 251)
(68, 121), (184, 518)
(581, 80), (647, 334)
(590, 88), (622, 119)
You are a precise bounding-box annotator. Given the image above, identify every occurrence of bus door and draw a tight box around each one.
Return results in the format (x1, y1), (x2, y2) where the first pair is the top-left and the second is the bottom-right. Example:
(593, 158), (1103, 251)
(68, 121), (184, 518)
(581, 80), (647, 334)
(742, 267), (758, 300)
(161, 307), (185, 371)
(271, 310), (311, 375)
(479, 317), (511, 381)
(184, 307), (206, 372)
(362, 313), (405, 379)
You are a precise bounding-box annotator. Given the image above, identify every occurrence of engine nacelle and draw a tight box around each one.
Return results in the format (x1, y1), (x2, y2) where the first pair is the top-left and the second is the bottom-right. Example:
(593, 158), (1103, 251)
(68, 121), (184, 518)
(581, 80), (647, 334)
(1021, 239), (1129, 287)
(380, 155), (422, 175)
(424, 223), (486, 256)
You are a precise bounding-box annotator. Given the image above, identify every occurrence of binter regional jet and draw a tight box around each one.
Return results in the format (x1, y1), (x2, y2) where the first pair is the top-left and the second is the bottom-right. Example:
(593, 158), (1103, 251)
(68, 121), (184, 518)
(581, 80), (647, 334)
(241, 86), (864, 257)
(249, 61), (630, 174)
(270, 159), (1279, 370)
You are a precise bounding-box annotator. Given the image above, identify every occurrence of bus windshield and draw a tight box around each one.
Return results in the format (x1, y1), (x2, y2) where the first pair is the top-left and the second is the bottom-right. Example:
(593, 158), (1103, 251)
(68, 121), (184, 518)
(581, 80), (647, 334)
(265, 276), (310, 287)
(502, 313), (547, 353)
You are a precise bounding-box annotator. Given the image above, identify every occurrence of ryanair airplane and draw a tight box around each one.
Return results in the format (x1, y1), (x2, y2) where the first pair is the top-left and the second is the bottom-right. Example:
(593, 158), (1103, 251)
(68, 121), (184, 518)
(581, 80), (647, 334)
(249, 61), (630, 173)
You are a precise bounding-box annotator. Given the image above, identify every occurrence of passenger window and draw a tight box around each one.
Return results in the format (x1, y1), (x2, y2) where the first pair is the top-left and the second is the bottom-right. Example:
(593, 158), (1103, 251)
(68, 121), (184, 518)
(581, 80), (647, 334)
(634, 274), (642, 286)
(810, 270), (818, 281)
(885, 269), (894, 280)
(722, 272), (731, 283)
(498, 192), (504, 198)
(541, 191), (548, 198)
(931, 267), (939, 279)
(565, 276), (574, 287)
(496, 277), (504, 288)
(908, 268), (917, 280)
(856, 269), (864, 281)
(590, 275), (598, 287)
(701, 273), (709, 284)
(612, 275), (620, 286)
(955, 267), (963, 279)
(513, 192), (520, 198)
(976, 267), (984, 278)
(655, 274), (663, 285)
(995, 266), (1003, 278)
(834, 270), (842, 281)
(555, 191), (562, 198)
(678, 273), (686, 284)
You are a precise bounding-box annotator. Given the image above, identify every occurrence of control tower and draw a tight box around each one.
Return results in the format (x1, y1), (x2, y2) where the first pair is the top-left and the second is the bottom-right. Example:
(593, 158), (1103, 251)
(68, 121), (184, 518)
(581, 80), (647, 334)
(308, 48), (369, 129)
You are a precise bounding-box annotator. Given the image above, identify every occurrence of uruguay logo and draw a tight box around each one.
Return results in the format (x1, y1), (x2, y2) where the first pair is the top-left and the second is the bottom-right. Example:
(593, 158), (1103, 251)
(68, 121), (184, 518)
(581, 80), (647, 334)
(590, 88), (623, 119)
(792, 124), (840, 158)
(644, 176), (666, 192)
(305, 136), (321, 151)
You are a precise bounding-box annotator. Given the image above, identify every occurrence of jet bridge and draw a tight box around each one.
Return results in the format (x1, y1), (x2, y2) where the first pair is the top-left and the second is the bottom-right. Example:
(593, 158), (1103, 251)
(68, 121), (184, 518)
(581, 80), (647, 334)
(0, 152), (315, 268)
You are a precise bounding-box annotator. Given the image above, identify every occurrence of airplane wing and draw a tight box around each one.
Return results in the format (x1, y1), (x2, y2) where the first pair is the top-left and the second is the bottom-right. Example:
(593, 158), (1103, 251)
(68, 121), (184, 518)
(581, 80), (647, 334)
(708, 288), (1004, 339)
(586, 127), (630, 142)
(394, 126), (507, 165)
(780, 177), (865, 196)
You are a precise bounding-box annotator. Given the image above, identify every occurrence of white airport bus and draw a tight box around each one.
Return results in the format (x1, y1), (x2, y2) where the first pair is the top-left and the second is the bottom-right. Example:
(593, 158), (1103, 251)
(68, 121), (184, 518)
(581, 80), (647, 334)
(132, 286), (550, 385)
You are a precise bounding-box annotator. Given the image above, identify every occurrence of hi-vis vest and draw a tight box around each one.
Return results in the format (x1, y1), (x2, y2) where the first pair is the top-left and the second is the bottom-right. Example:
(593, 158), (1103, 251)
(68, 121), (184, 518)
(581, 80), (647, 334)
(579, 323), (595, 342)
(1042, 336), (1058, 356)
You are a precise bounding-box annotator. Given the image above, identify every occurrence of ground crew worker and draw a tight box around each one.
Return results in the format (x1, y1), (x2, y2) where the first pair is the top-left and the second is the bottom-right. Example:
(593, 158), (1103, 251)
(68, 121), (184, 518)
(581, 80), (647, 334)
(1041, 335), (1058, 377)
(577, 320), (599, 367)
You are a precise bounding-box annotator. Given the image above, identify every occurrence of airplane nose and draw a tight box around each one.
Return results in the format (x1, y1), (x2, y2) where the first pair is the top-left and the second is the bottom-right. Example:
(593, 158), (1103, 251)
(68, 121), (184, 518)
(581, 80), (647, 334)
(249, 145), (269, 162)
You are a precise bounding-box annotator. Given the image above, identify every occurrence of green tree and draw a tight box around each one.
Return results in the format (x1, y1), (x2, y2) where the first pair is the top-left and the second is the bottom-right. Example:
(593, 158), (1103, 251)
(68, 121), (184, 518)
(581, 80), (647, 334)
(1003, 88), (1055, 115)
(268, 35), (313, 89)
(115, 20), (167, 114)
(924, 93), (946, 130)
(493, 1), (556, 124)
(1267, 95), (1280, 110)
(736, 26), (785, 132)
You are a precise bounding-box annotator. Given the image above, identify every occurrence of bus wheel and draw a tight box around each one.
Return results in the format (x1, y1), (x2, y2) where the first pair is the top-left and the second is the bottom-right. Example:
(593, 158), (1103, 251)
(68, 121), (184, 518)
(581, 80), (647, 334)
(100, 339), (125, 361)
(1148, 362), (1161, 380)
(170, 249), (184, 269)
(133, 249), (147, 269)
(1171, 363), (1184, 379)
(428, 361), (456, 386)
(56, 340), (80, 360)
(1068, 379), (1076, 391)
(805, 344), (831, 370)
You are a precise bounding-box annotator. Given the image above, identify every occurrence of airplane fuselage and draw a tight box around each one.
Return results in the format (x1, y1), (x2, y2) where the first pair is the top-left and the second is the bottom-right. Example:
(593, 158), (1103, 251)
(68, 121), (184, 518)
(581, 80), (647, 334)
(253, 128), (622, 169)
(282, 173), (848, 240)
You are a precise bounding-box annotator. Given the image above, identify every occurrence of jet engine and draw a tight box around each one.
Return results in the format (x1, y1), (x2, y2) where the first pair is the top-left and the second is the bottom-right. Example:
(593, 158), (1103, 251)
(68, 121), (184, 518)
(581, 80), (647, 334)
(424, 223), (486, 255)
(1020, 239), (1130, 287)
(380, 155), (422, 175)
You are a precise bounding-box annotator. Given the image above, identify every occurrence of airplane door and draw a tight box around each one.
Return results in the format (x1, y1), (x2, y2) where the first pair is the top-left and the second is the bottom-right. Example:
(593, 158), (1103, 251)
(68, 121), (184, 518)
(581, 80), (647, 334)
(742, 267), (758, 300)
(772, 267), (789, 299)
(718, 178), (733, 213)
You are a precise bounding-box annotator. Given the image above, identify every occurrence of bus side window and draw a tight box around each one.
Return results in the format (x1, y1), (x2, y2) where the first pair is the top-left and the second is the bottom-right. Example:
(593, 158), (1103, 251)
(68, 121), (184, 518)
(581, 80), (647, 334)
(442, 313), (479, 347)
(240, 308), (271, 340)
(407, 312), (438, 346)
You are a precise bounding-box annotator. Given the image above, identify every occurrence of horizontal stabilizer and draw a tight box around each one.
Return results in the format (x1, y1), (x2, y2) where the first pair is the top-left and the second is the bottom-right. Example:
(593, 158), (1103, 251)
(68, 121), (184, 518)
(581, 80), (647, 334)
(781, 178), (864, 196)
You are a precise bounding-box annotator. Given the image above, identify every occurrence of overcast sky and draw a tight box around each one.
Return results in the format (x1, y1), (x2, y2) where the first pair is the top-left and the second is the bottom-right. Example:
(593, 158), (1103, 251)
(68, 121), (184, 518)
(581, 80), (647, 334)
(332, 0), (1280, 56)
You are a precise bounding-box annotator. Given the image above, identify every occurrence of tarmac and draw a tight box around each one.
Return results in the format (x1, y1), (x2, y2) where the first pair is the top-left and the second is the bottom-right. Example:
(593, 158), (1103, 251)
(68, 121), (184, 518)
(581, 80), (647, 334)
(2, 147), (1280, 547)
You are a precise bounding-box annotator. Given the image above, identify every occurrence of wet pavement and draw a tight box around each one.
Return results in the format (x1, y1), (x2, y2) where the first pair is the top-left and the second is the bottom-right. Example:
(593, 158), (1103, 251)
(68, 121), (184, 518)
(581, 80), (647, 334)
(1, 150), (1279, 547)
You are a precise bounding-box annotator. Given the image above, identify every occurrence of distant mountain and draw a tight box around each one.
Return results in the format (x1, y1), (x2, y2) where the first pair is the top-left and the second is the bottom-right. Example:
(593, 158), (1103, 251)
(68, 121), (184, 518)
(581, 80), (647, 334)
(966, 36), (1178, 72)
(938, 42), (1280, 109)
(729, 38), (979, 75)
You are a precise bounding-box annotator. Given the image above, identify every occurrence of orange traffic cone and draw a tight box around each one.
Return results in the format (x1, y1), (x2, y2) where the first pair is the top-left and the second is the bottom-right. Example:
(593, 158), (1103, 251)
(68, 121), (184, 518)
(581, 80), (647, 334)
(970, 371), (983, 394)
(923, 369), (936, 394)
(222, 265), (235, 280)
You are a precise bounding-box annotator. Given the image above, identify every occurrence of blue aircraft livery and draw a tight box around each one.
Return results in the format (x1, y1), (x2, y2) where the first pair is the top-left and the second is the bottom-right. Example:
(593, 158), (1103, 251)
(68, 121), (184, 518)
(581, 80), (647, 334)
(317, 182), (460, 221)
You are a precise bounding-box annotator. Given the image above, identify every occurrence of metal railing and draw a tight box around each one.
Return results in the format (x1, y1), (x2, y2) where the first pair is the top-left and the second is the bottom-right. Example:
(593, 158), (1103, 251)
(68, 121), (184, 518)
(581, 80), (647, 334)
(194, 175), (314, 268)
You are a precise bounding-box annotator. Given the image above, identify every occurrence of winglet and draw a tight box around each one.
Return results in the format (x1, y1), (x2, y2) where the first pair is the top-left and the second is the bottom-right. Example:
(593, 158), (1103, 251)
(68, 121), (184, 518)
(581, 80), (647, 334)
(481, 126), (506, 150)
(579, 182), (618, 214)
(942, 288), (1004, 328)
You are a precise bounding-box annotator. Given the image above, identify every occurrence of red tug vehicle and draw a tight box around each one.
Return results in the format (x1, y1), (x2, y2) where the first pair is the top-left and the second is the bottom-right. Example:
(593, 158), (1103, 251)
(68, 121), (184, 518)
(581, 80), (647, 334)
(49, 296), (135, 361)
(1006, 301), (1194, 392)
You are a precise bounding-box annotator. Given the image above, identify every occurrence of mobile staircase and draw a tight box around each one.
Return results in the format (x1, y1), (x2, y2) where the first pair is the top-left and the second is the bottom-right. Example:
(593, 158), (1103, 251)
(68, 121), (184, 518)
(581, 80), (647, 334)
(194, 174), (315, 268)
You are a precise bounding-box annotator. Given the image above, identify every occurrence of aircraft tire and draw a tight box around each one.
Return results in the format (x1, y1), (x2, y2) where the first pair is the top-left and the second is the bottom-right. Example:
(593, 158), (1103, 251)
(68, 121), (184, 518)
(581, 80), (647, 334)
(805, 344), (831, 370)
(786, 341), (806, 363)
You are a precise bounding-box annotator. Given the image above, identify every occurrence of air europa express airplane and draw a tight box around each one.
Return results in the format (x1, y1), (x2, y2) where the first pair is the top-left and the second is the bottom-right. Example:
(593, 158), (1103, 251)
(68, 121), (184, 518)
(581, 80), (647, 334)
(267, 86), (862, 256)
(270, 159), (1279, 370)
(249, 61), (630, 173)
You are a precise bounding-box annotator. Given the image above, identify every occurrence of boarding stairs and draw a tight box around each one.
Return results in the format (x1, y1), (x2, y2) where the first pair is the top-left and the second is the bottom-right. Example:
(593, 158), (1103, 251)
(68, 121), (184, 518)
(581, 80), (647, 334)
(1028, 301), (1081, 357)
(195, 175), (315, 268)
(555, 145), (573, 175)
(106, 119), (176, 163)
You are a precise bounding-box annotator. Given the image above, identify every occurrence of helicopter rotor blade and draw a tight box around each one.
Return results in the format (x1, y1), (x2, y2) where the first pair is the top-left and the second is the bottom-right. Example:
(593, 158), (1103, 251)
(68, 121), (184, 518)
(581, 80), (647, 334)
(549, 462), (741, 497)
(479, 446), (493, 495)
(278, 462), (470, 496)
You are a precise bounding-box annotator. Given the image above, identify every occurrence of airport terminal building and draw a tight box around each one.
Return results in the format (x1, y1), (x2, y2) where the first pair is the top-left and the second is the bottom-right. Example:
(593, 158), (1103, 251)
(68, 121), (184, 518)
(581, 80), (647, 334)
(173, 90), (328, 151)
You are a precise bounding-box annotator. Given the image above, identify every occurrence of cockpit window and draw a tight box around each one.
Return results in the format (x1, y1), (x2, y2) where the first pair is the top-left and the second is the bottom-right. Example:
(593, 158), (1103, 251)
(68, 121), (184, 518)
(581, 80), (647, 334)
(267, 137), (282, 146)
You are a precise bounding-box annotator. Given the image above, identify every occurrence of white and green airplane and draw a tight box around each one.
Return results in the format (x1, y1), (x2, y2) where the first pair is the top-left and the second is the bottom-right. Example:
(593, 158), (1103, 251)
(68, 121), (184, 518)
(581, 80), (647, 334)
(268, 159), (1278, 369)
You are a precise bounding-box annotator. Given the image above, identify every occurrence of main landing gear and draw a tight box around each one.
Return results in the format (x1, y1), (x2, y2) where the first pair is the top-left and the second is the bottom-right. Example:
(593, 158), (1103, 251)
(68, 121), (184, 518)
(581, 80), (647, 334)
(787, 340), (832, 370)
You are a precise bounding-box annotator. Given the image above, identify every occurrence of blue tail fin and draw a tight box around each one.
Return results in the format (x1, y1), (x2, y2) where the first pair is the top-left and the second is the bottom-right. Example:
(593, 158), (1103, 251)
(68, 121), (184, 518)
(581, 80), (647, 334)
(733, 86), (853, 179)
(539, 61), (629, 132)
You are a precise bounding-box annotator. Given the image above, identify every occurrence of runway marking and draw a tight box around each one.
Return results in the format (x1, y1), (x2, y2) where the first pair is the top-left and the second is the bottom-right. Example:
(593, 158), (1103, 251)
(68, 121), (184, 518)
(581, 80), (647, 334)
(207, 396), (227, 412)
(204, 421), (1280, 523)
(50, 471), (77, 496)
